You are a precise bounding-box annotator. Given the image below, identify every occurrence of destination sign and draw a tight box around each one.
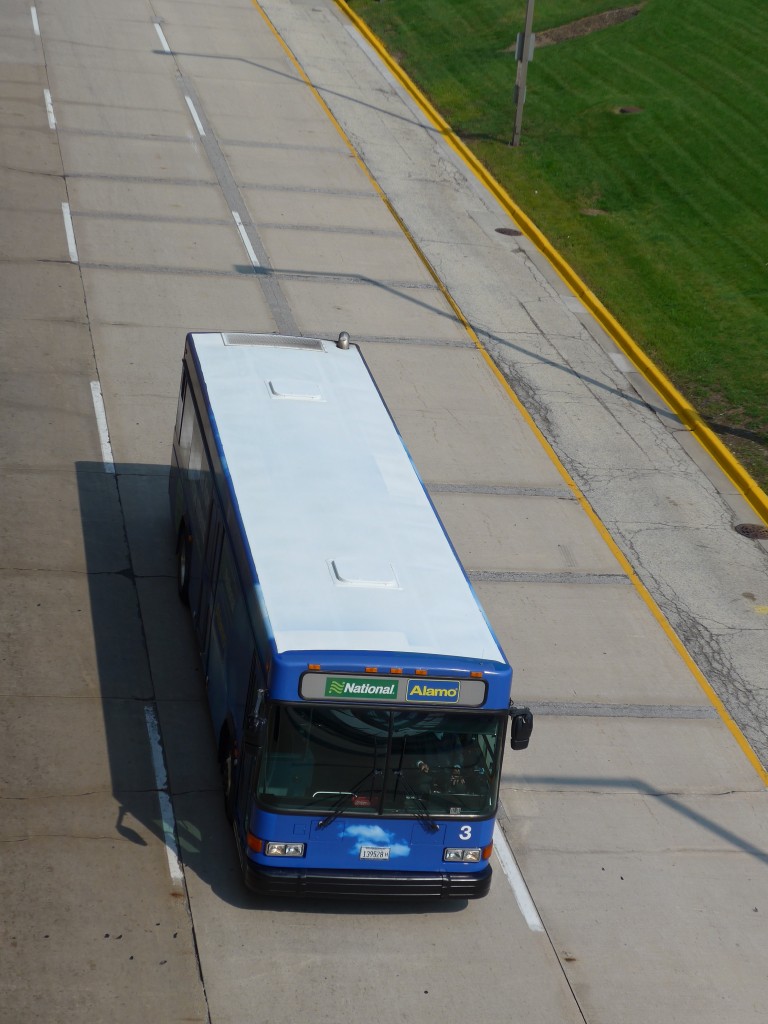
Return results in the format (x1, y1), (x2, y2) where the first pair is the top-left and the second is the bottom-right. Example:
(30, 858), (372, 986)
(299, 673), (486, 707)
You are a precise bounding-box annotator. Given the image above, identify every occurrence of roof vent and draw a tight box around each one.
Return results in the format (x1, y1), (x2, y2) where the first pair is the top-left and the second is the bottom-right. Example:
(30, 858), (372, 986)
(337, 331), (350, 350)
(223, 333), (324, 351)
(267, 379), (324, 401)
(329, 558), (399, 589)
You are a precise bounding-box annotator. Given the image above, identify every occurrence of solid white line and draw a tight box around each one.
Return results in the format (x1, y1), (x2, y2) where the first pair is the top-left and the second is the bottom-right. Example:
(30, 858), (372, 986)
(61, 202), (79, 262)
(144, 705), (185, 888)
(493, 822), (545, 931)
(232, 211), (260, 267)
(154, 22), (171, 53)
(44, 88), (56, 130)
(30, 6), (40, 35)
(89, 381), (115, 474)
(184, 95), (206, 137)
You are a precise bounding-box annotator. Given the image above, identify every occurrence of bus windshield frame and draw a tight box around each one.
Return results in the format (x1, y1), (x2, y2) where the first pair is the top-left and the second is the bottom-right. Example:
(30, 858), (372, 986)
(255, 702), (507, 820)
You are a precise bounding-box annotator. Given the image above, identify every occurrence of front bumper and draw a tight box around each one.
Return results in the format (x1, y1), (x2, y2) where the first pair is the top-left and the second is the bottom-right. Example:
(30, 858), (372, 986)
(242, 861), (492, 900)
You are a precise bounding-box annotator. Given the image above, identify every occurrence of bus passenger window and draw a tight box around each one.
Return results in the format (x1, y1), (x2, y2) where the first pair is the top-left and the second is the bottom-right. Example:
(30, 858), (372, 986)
(178, 386), (195, 468)
(184, 422), (212, 541)
(174, 378), (186, 443)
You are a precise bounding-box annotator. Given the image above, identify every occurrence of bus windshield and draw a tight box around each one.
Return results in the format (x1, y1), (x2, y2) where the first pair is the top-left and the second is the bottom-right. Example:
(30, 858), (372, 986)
(256, 704), (505, 818)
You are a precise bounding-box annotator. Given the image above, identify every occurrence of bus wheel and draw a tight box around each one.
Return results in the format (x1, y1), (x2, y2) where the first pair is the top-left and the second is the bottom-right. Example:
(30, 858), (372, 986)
(177, 530), (191, 605)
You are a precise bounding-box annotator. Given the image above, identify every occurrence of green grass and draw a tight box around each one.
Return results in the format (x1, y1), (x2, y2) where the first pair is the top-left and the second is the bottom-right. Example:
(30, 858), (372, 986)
(349, 0), (768, 491)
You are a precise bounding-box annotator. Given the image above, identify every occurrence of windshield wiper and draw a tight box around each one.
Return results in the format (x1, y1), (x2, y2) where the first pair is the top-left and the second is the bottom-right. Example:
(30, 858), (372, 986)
(392, 738), (439, 833)
(393, 769), (440, 833)
(316, 767), (381, 830)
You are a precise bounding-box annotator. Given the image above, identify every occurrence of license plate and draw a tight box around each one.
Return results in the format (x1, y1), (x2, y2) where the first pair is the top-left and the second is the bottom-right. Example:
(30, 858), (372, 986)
(360, 846), (390, 860)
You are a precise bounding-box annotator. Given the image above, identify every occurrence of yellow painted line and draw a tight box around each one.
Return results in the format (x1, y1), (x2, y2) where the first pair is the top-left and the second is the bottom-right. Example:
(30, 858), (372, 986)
(333, 0), (768, 528)
(249, 0), (768, 786)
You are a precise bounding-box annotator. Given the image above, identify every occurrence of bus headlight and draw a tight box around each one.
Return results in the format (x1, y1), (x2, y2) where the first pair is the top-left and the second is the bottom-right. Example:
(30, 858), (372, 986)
(265, 842), (306, 857)
(444, 847), (483, 862)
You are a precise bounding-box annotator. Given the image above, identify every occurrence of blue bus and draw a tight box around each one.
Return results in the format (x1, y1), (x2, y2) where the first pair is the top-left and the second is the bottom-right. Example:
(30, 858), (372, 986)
(169, 331), (532, 899)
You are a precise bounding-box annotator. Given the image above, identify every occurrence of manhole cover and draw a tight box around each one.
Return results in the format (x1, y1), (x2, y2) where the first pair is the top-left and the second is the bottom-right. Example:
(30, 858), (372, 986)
(735, 523), (768, 540)
(496, 227), (522, 236)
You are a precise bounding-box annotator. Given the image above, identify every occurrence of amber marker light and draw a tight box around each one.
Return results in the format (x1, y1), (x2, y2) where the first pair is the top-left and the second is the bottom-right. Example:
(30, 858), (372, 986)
(365, 666), (378, 674)
(482, 841), (494, 860)
(470, 671), (484, 679)
(390, 668), (403, 675)
(247, 833), (264, 853)
(308, 663), (321, 671)
(415, 668), (428, 676)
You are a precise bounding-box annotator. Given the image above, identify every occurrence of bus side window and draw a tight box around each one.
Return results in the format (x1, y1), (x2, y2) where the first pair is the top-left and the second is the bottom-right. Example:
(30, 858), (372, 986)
(178, 378), (195, 468)
(187, 418), (212, 538)
(210, 538), (237, 666)
(174, 376), (186, 444)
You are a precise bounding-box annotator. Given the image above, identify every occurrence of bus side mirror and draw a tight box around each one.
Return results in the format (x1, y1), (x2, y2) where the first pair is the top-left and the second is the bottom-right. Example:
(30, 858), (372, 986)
(509, 708), (533, 751)
(244, 715), (267, 748)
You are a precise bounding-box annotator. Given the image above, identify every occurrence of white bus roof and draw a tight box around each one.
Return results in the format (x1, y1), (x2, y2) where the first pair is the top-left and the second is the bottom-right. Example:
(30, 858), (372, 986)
(189, 332), (504, 664)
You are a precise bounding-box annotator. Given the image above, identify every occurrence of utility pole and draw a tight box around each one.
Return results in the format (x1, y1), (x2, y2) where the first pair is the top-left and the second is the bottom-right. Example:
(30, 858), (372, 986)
(511, 0), (536, 146)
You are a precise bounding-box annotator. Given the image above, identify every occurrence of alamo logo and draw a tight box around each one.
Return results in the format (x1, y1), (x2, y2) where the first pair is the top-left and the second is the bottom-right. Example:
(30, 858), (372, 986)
(324, 677), (398, 700)
(405, 681), (460, 704)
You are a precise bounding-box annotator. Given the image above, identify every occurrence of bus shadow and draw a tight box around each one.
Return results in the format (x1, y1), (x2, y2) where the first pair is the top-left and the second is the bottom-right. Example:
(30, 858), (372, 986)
(77, 458), (251, 907)
(76, 460), (467, 913)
